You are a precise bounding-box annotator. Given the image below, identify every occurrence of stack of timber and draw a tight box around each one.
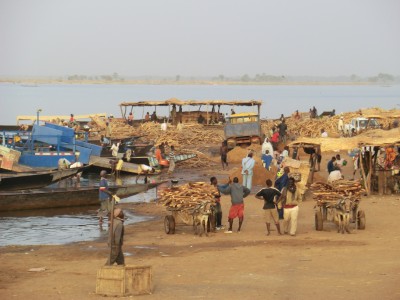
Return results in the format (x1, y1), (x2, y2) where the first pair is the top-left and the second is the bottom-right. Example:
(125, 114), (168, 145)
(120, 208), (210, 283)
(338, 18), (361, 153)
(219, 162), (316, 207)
(159, 182), (217, 210)
(310, 180), (364, 205)
(262, 108), (400, 138)
(138, 123), (224, 147)
(178, 149), (217, 168)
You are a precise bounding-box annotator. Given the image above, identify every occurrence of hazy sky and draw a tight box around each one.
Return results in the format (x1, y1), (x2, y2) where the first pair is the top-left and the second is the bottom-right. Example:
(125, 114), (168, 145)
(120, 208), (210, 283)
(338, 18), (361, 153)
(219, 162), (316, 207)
(0, 0), (399, 77)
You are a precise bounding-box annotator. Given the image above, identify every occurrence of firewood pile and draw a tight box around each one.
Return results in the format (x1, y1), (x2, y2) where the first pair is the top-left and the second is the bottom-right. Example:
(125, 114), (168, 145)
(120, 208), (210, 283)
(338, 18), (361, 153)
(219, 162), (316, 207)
(262, 108), (399, 138)
(310, 180), (364, 204)
(89, 116), (137, 139)
(159, 182), (217, 210)
(178, 149), (217, 168)
(137, 122), (224, 146)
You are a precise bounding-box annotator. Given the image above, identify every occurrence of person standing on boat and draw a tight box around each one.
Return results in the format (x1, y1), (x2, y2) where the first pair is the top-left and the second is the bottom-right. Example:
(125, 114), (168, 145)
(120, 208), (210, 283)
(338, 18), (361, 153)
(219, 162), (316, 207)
(98, 170), (111, 224)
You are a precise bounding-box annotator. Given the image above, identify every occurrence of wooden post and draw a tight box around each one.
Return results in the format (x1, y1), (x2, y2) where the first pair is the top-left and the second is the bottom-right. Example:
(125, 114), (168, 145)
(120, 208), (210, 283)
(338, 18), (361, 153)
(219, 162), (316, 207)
(309, 150), (317, 184)
(107, 196), (115, 266)
(206, 104), (209, 125)
(359, 152), (370, 195)
(120, 105), (125, 119)
(377, 171), (384, 195)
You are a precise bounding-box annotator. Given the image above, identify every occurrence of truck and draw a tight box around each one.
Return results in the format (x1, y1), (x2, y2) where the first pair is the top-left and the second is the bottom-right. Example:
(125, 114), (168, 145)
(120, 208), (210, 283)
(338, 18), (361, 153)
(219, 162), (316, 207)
(224, 112), (263, 149)
(344, 117), (380, 136)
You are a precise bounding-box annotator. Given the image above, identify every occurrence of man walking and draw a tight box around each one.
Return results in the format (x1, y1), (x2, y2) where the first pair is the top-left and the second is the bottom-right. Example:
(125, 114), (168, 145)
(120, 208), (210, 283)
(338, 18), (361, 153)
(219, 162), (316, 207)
(220, 177), (251, 233)
(241, 152), (255, 190)
(255, 179), (282, 235)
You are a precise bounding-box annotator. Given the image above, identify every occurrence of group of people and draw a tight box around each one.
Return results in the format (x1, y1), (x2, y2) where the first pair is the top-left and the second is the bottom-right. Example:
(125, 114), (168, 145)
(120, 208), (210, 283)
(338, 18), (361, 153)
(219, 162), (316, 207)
(211, 163), (301, 236)
(327, 154), (347, 183)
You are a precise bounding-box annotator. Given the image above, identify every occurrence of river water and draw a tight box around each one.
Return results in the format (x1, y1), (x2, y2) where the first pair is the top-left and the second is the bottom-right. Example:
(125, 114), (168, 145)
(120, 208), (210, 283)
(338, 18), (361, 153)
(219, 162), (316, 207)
(0, 83), (399, 125)
(0, 174), (162, 247)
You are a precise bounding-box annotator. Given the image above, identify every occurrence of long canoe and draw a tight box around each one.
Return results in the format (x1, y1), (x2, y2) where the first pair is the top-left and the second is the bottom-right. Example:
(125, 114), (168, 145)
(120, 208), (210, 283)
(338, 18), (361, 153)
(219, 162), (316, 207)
(0, 167), (85, 191)
(0, 182), (160, 211)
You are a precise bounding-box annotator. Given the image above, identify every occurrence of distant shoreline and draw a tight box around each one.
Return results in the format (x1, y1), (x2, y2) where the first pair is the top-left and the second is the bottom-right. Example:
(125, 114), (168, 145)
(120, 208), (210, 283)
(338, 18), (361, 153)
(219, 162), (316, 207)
(0, 78), (379, 86)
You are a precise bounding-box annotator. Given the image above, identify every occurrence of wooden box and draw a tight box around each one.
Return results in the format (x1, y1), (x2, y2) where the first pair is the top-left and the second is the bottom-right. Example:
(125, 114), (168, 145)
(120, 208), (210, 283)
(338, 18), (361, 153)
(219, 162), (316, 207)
(96, 265), (152, 296)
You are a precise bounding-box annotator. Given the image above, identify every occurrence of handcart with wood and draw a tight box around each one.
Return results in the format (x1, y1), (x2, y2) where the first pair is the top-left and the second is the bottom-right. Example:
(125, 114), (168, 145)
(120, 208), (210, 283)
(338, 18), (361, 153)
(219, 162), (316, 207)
(311, 180), (366, 231)
(159, 181), (217, 235)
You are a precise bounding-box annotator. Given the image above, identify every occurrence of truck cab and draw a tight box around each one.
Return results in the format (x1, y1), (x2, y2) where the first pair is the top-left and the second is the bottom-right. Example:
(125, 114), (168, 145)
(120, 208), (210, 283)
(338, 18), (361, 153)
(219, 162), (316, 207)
(345, 117), (380, 136)
(224, 112), (262, 149)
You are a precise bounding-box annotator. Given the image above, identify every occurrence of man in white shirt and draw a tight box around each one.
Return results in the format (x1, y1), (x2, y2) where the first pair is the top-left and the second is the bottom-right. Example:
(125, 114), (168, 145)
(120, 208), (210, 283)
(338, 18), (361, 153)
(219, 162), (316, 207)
(161, 120), (167, 131)
(338, 117), (344, 135)
(241, 152), (255, 190)
(321, 129), (328, 138)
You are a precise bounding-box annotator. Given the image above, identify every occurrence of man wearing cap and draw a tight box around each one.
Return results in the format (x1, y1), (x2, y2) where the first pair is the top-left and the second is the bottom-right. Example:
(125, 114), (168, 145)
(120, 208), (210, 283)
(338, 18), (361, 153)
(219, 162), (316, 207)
(106, 208), (125, 265)
(98, 170), (111, 224)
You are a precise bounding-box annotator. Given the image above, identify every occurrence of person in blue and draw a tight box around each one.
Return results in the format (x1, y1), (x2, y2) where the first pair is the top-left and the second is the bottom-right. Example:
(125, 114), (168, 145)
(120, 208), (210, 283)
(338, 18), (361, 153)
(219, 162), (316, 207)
(98, 170), (111, 224)
(327, 156), (338, 174)
(274, 166), (290, 219)
(261, 150), (273, 170)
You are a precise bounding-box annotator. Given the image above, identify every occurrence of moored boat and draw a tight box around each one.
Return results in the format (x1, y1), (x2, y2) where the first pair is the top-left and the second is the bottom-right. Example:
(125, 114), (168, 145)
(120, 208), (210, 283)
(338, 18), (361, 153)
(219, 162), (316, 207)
(0, 166), (87, 191)
(0, 182), (160, 211)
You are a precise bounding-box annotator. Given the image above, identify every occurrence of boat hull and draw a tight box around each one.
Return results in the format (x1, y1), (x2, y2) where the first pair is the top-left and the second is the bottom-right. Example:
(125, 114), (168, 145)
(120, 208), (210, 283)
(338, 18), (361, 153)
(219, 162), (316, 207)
(0, 183), (158, 211)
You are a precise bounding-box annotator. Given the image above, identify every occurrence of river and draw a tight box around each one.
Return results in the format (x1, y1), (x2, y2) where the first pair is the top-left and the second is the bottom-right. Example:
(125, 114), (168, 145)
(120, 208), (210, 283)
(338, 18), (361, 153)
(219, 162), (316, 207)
(0, 83), (399, 125)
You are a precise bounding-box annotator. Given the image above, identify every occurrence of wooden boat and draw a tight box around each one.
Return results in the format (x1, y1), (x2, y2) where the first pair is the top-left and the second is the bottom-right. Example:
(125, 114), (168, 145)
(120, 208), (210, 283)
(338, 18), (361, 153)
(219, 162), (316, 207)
(0, 167), (85, 191)
(89, 156), (161, 175)
(0, 172), (53, 191)
(0, 182), (160, 211)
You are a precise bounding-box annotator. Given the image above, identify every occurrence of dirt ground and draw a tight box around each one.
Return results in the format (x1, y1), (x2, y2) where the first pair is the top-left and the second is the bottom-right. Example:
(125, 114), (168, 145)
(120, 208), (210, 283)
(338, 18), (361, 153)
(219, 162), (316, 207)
(1, 154), (400, 300)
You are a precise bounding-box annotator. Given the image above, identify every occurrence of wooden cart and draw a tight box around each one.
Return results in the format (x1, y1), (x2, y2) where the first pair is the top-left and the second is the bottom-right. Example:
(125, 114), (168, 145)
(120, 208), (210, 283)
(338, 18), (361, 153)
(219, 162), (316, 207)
(315, 198), (366, 231)
(164, 205), (216, 235)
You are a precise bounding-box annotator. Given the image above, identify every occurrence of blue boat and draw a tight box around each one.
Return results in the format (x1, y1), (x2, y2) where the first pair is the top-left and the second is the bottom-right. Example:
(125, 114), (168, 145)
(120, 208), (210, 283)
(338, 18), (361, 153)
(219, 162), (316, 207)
(1, 123), (102, 168)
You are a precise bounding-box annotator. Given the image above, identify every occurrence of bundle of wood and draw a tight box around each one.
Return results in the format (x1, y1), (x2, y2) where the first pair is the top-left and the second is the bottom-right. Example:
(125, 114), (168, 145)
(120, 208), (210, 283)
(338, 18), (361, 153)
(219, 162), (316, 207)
(137, 123), (224, 147)
(262, 108), (399, 138)
(159, 182), (217, 210)
(310, 180), (364, 204)
(178, 149), (217, 169)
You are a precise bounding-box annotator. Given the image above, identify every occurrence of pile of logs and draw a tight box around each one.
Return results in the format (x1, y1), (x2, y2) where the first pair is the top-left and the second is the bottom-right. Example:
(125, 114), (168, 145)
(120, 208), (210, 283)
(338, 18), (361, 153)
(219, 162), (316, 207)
(310, 180), (364, 204)
(137, 123), (224, 147)
(159, 182), (217, 210)
(178, 149), (217, 169)
(262, 109), (397, 138)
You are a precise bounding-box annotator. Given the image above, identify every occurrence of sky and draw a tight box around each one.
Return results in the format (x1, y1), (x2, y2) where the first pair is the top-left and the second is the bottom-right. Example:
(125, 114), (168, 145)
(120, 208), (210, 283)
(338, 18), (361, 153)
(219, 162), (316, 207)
(0, 0), (399, 77)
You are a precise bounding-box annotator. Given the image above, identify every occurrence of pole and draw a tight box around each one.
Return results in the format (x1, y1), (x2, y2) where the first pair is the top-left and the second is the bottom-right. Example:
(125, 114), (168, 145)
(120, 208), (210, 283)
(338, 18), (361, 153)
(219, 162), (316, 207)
(108, 196), (115, 266)
(36, 109), (42, 125)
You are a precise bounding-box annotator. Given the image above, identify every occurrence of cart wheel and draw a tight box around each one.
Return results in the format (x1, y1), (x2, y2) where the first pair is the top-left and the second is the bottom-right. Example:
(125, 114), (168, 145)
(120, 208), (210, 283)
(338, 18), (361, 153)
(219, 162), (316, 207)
(164, 215), (176, 234)
(207, 215), (215, 232)
(315, 211), (323, 231)
(322, 206), (328, 221)
(357, 210), (366, 230)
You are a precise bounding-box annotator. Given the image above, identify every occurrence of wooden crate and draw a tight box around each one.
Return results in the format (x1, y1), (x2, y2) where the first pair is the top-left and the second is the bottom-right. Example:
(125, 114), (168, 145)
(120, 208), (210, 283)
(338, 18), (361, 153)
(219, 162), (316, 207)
(96, 265), (152, 296)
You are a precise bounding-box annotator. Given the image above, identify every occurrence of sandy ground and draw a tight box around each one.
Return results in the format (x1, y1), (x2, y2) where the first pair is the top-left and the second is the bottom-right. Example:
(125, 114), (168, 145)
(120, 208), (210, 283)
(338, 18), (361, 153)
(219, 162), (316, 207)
(1, 158), (400, 300)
